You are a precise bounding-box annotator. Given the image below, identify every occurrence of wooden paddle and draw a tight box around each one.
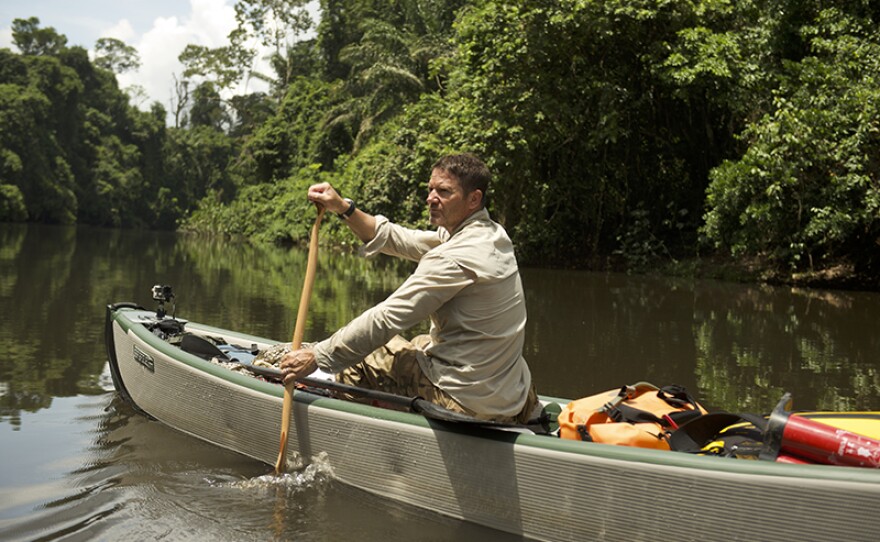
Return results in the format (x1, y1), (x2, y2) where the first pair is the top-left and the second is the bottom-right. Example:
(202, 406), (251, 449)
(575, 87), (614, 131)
(274, 205), (325, 474)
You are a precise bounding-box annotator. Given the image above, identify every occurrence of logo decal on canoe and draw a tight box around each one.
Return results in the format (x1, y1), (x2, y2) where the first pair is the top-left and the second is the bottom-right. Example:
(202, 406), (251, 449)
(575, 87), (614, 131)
(133, 345), (155, 372)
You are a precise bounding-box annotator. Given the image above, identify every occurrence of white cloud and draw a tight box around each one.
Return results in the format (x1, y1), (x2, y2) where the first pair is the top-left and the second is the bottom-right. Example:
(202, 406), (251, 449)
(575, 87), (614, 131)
(189, 0), (237, 45)
(0, 25), (12, 50)
(116, 17), (184, 112)
(113, 0), (245, 119)
(102, 19), (136, 43)
(114, 0), (284, 122)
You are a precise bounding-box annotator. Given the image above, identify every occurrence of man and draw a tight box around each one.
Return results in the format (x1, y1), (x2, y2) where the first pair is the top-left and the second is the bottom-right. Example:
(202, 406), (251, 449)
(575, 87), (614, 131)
(280, 153), (536, 423)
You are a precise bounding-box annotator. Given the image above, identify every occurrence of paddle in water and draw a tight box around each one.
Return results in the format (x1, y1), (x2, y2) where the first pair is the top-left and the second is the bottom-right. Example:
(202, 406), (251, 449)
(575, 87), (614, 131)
(275, 205), (325, 474)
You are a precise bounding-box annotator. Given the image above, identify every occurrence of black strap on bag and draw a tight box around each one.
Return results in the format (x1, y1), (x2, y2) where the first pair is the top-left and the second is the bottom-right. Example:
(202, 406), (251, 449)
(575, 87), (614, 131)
(577, 425), (593, 442)
(657, 384), (700, 410)
(668, 412), (768, 453)
(657, 385), (704, 427)
(605, 384), (703, 429)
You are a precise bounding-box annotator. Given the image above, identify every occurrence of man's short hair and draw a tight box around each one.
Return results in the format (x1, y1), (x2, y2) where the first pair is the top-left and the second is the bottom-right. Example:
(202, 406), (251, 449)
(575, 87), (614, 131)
(433, 153), (491, 208)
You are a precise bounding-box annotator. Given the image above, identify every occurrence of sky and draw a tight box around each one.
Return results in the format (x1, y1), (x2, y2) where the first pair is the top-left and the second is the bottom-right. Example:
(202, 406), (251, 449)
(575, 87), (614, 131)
(0, 0), (319, 115)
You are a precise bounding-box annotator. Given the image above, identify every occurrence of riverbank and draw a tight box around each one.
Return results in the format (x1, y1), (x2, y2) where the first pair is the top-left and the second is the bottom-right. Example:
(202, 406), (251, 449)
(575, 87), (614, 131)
(275, 231), (880, 293)
(657, 256), (880, 293)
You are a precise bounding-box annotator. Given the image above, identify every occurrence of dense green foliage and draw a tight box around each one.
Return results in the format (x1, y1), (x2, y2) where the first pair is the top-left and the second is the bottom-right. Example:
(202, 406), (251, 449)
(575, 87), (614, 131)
(703, 6), (880, 274)
(1, 2), (878, 281)
(0, 19), (227, 228)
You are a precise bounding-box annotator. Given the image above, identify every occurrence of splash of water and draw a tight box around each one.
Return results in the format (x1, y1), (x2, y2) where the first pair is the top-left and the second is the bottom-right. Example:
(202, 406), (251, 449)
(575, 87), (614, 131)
(226, 452), (334, 494)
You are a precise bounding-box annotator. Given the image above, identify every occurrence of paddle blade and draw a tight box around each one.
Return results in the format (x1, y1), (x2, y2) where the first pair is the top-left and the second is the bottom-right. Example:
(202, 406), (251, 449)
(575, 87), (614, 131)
(274, 432), (288, 474)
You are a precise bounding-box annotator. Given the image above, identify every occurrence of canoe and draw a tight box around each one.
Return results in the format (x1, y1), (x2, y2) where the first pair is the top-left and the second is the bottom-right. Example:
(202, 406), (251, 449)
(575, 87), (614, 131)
(105, 301), (880, 541)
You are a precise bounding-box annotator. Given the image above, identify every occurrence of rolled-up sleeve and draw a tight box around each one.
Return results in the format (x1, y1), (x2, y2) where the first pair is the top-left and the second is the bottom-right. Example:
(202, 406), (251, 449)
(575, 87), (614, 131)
(360, 215), (443, 262)
(313, 253), (473, 372)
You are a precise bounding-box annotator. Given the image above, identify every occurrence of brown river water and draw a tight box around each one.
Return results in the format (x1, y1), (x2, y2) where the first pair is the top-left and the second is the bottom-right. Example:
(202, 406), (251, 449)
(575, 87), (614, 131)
(1, 223), (879, 541)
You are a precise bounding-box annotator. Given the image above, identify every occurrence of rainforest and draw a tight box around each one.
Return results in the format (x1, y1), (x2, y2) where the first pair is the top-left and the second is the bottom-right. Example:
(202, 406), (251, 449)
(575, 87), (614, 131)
(1, 0), (878, 288)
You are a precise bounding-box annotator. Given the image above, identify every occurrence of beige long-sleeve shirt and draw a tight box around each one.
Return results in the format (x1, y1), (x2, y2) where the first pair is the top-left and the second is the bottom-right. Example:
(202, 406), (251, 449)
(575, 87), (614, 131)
(312, 208), (532, 418)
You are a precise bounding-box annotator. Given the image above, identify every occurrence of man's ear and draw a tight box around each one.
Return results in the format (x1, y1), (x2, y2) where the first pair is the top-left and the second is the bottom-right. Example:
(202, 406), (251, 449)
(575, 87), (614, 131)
(469, 189), (483, 210)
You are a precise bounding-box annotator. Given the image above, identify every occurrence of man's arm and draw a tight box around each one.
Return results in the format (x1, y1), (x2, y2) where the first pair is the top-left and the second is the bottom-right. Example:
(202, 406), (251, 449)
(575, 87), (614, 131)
(311, 252), (472, 372)
(308, 182), (376, 243)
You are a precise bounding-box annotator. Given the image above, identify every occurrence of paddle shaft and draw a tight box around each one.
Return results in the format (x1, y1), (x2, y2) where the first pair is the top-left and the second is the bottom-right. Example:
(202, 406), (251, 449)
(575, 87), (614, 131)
(275, 206), (325, 474)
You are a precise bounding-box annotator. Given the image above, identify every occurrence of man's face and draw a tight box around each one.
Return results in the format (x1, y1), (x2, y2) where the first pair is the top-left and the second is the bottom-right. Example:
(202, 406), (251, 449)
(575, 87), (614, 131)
(426, 168), (481, 232)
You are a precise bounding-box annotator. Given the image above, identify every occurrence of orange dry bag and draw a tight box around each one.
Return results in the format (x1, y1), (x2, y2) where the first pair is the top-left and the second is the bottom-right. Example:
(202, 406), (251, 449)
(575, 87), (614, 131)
(558, 383), (707, 450)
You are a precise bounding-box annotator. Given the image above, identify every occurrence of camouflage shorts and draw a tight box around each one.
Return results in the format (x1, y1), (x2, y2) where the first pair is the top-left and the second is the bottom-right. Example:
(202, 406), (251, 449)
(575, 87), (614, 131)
(256, 335), (537, 424)
(339, 334), (538, 424)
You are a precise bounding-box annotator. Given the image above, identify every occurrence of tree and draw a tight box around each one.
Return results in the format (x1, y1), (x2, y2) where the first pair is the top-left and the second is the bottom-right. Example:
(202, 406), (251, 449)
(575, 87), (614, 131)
(178, 0), (315, 97)
(0, 55), (79, 224)
(331, 18), (425, 151)
(170, 74), (191, 129)
(228, 92), (276, 138)
(93, 37), (141, 74)
(318, 0), (465, 154)
(421, 1), (710, 263)
(189, 82), (230, 130)
(702, 7), (880, 274)
(233, 0), (315, 90)
(238, 77), (340, 182)
(179, 44), (250, 92)
(164, 125), (236, 206)
(11, 17), (68, 56)
(0, 183), (28, 221)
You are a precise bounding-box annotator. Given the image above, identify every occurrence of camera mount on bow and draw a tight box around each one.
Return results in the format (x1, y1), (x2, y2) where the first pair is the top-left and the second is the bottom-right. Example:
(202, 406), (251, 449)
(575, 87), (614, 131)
(152, 284), (175, 319)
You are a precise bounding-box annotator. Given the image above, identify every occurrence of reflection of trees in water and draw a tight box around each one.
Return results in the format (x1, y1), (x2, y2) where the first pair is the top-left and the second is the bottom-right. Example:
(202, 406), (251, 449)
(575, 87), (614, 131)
(0, 225), (27, 283)
(693, 284), (880, 412)
(2, 224), (878, 421)
(522, 267), (880, 412)
(174, 233), (416, 341)
(0, 225), (416, 421)
(0, 226), (44, 427)
(1, 224), (83, 426)
(522, 269), (703, 400)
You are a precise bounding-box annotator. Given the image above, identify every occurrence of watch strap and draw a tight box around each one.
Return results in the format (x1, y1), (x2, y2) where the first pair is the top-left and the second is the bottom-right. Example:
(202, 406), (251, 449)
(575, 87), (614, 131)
(339, 198), (356, 219)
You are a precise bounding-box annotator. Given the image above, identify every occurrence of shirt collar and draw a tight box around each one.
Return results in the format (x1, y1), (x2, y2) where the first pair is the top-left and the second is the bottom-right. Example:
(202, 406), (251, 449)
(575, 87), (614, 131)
(444, 208), (491, 237)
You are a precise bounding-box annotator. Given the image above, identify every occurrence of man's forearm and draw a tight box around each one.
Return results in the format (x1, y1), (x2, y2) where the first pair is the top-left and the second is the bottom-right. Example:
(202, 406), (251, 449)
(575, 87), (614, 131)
(307, 183), (376, 242)
(343, 207), (376, 243)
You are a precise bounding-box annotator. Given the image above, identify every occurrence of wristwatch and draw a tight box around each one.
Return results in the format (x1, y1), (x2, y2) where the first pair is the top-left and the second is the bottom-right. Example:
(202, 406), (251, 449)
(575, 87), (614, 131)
(339, 198), (356, 219)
